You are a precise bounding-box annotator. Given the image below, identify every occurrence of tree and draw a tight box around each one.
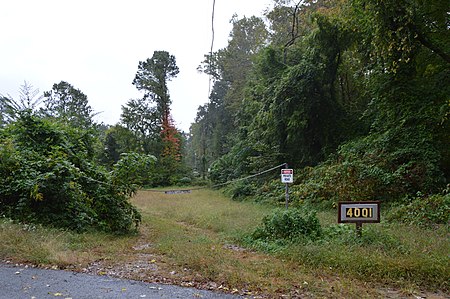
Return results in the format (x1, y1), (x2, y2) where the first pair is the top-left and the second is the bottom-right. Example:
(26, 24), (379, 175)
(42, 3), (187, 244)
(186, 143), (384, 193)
(43, 81), (96, 129)
(199, 16), (269, 113)
(132, 50), (179, 126)
(120, 98), (161, 155)
(189, 0), (449, 199)
(343, 0), (450, 191)
(101, 124), (140, 166)
(130, 51), (189, 185)
(1, 82), (43, 126)
(191, 16), (269, 175)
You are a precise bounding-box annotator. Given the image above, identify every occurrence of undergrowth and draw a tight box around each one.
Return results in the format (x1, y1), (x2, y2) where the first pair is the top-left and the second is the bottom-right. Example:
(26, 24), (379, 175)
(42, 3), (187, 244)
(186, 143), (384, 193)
(1, 189), (448, 296)
(243, 206), (449, 291)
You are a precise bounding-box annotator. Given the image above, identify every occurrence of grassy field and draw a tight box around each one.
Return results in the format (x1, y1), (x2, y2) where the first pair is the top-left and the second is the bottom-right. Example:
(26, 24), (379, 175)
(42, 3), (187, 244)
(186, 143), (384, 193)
(1, 188), (449, 298)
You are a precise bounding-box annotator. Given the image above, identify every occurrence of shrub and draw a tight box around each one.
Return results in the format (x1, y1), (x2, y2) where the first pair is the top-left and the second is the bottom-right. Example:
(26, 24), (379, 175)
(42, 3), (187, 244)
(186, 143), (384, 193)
(111, 152), (157, 197)
(177, 176), (192, 185)
(254, 180), (286, 204)
(251, 208), (322, 242)
(288, 125), (446, 206)
(0, 113), (153, 233)
(386, 192), (450, 226)
(226, 181), (257, 200)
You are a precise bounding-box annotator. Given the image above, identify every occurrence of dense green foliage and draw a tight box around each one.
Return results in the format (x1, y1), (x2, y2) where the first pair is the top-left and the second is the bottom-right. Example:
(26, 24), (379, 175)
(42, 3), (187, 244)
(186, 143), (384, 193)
(0, 111), (156, 233)
(1, 0), (448, 235)
(387, 192), (450, 226)
(121, 50), (187, 185)
(251, 208), (322, 242)
(43, 81), (96, 129)
(188, 0), (449, 212)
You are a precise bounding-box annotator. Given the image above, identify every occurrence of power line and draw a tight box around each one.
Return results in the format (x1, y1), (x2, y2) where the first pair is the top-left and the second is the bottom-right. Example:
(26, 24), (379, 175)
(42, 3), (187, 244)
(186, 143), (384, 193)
(209, 163), (287, 189)
(208, 0), (216, 97)
(145, 163), (288, 193)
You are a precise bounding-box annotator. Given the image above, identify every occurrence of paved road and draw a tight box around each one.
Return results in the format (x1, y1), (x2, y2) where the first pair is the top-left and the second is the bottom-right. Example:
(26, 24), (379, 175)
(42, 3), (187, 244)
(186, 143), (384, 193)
(0, 264), (242, 299)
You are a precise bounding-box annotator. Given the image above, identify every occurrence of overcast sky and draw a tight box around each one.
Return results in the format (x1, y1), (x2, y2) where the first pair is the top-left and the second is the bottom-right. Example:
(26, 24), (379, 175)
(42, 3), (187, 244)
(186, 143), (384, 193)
(0, 0), (272, 131)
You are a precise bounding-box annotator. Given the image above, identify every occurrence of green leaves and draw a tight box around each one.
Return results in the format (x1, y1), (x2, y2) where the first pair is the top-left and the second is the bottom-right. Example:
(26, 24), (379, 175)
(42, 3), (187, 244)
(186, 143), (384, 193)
(387, 192), (450, 226)
(111, 152), (156, 197)
(0, 113), (145, 233)
(43, 81), (96, 130)
(251, 208), (322, 242)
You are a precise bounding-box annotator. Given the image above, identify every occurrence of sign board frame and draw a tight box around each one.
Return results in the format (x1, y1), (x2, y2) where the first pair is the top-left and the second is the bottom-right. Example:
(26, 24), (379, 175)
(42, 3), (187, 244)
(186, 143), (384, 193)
(280, 169), (294, 184)
(338, 201), (380, 223)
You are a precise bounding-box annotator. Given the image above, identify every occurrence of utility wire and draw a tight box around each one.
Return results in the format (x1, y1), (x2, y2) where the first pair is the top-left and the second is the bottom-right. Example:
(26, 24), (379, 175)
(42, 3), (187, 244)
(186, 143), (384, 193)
(209, 163), (287, 189)
(145, 163), (288, 193)
(71, 163), (288, 194)
(208, 0), (216, 97)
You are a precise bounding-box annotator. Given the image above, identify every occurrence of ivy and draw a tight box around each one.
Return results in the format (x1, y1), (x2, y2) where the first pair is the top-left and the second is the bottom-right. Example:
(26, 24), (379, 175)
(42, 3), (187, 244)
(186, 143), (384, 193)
(0, 112), (152, 233)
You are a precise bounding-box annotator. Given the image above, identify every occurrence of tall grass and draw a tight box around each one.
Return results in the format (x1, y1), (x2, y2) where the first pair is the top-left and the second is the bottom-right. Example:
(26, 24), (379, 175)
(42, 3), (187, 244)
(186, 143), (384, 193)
(0, 189), (448, 298)
(0, 217), (136, 267)
(134, 189), (269, 235)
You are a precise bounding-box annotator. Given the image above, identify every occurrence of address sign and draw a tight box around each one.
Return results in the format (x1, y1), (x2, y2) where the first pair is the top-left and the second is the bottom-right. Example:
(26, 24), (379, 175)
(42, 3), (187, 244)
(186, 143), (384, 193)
(338, 201), (380, 223)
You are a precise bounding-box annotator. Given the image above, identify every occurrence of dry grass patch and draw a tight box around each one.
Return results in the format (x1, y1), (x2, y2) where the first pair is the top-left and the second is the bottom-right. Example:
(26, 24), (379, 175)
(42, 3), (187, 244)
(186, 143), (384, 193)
(0, 218), (137, 268)
(1, 189), (448, 298)
(129, 190), (387, 298)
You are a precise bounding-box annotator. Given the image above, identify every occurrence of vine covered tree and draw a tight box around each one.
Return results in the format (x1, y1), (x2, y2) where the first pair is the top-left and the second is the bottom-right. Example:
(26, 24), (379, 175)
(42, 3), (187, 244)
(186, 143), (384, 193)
(188, 0), (449, 200)
(132, 50), (179, 128)
(129, 50), (184, 184)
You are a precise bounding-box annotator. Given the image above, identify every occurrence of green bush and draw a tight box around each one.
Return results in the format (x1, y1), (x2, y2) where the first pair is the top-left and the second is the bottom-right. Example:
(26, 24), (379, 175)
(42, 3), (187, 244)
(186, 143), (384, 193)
(177, 176), (192, 185)
(209, 141), (259, 184)
(282, 123), (446, 207)
(251, 208), (322, 242)
(0, 112), (154, 233)
(253, 180), (286, 204)
(226, 181), (257, 200)
(111, 152), (157, 197)
(386, 192), (450, 226)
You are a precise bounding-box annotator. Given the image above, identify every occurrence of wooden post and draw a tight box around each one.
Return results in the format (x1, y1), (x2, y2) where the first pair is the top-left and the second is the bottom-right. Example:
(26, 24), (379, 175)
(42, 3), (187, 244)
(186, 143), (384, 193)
(285, 183), (289, 209)
(356, 222), (363, 238)
(284, 163), (289, 209)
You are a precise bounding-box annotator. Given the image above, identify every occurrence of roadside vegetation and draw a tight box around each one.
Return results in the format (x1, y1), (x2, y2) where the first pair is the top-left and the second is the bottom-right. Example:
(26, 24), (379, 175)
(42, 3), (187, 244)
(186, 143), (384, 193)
(1, 189), (448, 298)
(0, 0), (448, 297)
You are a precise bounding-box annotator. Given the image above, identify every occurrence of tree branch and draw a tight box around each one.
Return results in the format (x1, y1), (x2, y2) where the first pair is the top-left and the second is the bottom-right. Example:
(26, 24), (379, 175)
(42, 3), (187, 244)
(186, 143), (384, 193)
(409, 24), (450, 64)
(284, 1), (303, 63)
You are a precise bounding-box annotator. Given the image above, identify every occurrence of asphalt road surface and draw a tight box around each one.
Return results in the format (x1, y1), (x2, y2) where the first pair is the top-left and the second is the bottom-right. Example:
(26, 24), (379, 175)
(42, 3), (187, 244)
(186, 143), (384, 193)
(0, 264), (242, 299)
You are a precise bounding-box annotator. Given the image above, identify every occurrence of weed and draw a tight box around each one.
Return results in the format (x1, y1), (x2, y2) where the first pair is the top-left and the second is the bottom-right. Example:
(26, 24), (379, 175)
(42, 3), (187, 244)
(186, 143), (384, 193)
(251, 207), (322, 242)
(387, 193), (450, 226)
(0, 189), (448, 297)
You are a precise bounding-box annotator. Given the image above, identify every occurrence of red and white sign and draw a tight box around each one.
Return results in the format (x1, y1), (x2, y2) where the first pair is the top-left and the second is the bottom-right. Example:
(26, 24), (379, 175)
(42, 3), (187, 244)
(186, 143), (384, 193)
(281, 169), (294, 183)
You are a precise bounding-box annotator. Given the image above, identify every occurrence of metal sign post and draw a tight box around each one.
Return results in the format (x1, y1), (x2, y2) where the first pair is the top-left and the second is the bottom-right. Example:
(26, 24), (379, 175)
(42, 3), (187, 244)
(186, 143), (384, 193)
(281, 166), (293, 209)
